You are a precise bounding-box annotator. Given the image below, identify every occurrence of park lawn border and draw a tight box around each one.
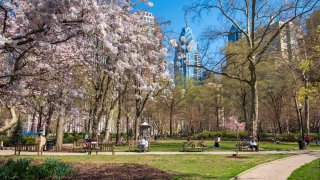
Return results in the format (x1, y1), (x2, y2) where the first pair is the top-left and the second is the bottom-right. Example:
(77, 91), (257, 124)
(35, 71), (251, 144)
(231, 154), (298, 179)
(288, 157), (320, 180)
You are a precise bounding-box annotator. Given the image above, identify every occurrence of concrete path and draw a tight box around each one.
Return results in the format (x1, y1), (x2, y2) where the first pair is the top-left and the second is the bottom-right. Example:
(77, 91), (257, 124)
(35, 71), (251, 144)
(234, 151), (320, 180)
(0, 149), (318, 156)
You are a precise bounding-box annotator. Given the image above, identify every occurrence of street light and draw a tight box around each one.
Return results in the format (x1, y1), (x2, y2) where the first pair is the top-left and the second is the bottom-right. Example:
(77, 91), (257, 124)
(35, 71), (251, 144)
(298, 104), (305, 149)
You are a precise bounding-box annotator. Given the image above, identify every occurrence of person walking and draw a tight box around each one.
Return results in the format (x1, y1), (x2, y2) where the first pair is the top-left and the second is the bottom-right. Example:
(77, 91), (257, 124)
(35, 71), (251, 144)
(305, 134), (310, 146)
(314, 136), (319, 146)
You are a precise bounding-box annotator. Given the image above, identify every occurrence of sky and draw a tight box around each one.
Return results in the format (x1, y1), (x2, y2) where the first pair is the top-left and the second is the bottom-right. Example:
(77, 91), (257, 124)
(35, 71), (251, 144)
(138, 0), (226, 55)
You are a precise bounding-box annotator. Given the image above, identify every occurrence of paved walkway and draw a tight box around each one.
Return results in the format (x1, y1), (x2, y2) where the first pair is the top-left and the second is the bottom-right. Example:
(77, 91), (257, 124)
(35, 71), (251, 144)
(234, 151), (320, 180)
(0, 149), (318, 156)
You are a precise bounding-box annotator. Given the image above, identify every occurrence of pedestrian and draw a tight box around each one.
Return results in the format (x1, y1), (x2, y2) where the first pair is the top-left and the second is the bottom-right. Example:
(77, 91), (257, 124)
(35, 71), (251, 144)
(314, 136), (319, 146)
(305, 134), (310, 146)
(36, 133), (46, 155)
(214, 135), (221, 147)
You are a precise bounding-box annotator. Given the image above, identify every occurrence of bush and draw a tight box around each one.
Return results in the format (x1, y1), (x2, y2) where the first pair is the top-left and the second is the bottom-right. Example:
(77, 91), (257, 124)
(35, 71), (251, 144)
(36, 158), (74, 179)
(0, 158), (73, 180)
(0, 158), (32, 180)
(63, 133), (83, 143)
(23, 136), (36, 144)
(0, 135), (12, 147)
(195, 130), (249, 140)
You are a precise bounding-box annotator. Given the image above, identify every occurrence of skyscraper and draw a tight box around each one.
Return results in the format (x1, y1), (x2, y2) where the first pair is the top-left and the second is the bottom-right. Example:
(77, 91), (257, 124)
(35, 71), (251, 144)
(228, 25), (243, 42)
(227, 21), (301, 62)
(174, 24), (202, 86)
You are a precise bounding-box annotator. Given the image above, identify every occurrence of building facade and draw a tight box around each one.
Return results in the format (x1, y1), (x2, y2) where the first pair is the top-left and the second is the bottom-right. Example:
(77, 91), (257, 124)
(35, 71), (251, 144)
(228, 25), (243, 42)
(174, 24), (202, 86)
(227, 21), (301, 62)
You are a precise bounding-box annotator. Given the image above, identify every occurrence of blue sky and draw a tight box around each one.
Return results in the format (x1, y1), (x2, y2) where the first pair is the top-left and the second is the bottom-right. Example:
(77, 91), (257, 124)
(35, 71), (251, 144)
(139, 0), (226, 54)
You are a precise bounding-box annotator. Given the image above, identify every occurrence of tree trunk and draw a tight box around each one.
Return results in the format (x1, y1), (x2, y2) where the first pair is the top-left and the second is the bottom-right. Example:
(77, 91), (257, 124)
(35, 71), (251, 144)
(126, 115), (129, 142)
(116, 94), (122, 144)
(55, 106), (66, 151)
(0, 106), (18, 133)
(293, 94), (304, 140)
(305, 93), (310, 134)
(45, 106), (55, 138)
(104, 109), (114, 142)
(303, 73), (310, 134)
(276, 113), (282, 134)
(169, 108), (173, 136)
(216, 106), (220, 130)
(134, 115), (141, 140)
(37, 106), (43, 133)
(250, 80), (259, 139)
(241, 92), (249, 131)
(91, 118), (99, 142)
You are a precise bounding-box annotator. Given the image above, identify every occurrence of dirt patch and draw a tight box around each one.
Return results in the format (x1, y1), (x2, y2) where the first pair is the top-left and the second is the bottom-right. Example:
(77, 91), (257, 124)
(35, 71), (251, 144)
(64, 163), (173, 180)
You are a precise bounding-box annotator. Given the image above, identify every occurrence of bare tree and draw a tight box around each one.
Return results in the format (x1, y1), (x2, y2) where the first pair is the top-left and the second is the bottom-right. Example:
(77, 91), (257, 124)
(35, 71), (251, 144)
(186, 0), (319, 139)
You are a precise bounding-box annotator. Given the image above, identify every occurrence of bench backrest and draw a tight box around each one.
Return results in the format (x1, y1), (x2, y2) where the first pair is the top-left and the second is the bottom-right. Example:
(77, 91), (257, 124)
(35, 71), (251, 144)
(89, 143), (114, 151)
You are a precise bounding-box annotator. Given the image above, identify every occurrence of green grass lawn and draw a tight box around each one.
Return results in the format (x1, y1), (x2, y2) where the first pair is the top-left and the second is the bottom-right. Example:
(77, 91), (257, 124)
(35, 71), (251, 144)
(1, 154), (289, 179)
(114, 140), (320, 152)
(288, 158), (320, 180)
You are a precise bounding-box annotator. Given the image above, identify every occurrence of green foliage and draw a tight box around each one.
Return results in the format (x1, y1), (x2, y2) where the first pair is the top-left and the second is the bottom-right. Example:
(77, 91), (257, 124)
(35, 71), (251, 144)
(23, 136), (36, 144)
(298, 59), (313, 74)
(63, 133), (83, 143)
(195, 130), (249, 140)
(37, 158), (74, 179)
(10, 119), (23, 146)
(0, 158), (73, 180)
(0, 158), (32, 180)
(0, 135), (12, 146)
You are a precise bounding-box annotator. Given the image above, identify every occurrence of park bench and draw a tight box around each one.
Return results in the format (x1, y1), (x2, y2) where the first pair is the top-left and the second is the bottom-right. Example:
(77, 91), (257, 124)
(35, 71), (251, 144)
(88, 142), (115, 155)
(15, 143), (43, 155)
(236, 141), (250, 151)
(72, 140), (88, 152)
(236, 140), (259, 151)
(128, 140), (150, 152)
(182, 140), (204, 152)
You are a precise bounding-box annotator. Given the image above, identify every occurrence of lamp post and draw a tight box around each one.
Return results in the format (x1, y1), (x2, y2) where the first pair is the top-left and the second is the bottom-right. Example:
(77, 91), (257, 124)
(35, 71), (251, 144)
(298, 104), (305, 149)
(298, 104), (304, 141)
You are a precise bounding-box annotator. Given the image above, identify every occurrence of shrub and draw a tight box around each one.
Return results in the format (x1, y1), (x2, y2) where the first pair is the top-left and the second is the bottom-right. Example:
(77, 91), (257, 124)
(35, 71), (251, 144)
(0, 158), (74, 180)
(195, 130), (249, 140)
(63, 133), (83, 143)
(36, 158), (74, 179)
(0, 135), (12, 147)
(0, 158), (32, 180)
(259, 133), (302, 142)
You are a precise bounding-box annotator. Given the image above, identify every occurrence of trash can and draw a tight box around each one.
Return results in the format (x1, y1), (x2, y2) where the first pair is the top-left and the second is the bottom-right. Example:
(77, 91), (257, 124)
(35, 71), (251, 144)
(46, 140), (55, 151)
(298, 140), (305, 150)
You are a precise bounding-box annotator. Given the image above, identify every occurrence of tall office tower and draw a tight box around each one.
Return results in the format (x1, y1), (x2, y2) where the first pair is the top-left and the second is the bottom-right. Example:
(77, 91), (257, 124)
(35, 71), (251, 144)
(227, 21), (301, 62)
(228, 25), (243, 42)
(261, 21), (301, 61)
(174, 24), (202, 86)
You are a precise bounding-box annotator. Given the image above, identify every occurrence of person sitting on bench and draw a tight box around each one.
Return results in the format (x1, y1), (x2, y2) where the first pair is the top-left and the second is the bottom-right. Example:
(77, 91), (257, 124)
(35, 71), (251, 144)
(249, 139), (258, 151)
(139, 137), (148, 152)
